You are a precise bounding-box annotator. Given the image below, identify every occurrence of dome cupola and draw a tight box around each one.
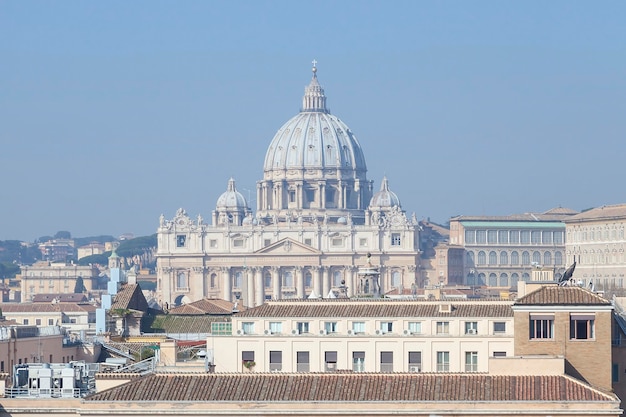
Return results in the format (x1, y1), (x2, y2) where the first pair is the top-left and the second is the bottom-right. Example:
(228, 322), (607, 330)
(212, 178), (251, 226)
(369, 176), (401, 209)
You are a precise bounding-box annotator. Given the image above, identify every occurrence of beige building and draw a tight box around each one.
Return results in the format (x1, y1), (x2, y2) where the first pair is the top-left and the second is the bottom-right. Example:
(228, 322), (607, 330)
(19, 261), (103, 302)
(77, 242), (106, 260)
(0, 303), (96, 336)
(449, 207), (578, 288)
(563, 203), (626, 290)
(156, 65), (421, 308)
(213, 298), (514, 373)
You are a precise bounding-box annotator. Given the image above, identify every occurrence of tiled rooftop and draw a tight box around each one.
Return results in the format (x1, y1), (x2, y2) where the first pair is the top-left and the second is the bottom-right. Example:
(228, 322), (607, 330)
(85, 373), (615, 402)
(0, 302), (96, 313)
(167, 298), (239, 315)
(515, 286), (611, 306)
(234, 299), (513, 318)
(563, 203), (626, 222)
(32, 293), (89, 303)
(111, 284), (149, 312)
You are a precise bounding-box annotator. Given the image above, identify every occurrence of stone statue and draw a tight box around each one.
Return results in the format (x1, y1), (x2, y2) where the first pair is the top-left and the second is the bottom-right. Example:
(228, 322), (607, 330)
(159, 214), (165, 227)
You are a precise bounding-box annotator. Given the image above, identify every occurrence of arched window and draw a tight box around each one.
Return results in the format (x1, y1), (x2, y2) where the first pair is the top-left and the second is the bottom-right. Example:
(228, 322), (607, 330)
(522, 251), (530, 265)
(489, 273), (497, 287)
(283, 271), (294, 287)
(511, 251), (519, 265)
(467, 273), (476, 286)
(477, 273), (486, 286)
(500, 252), (508, 265)
(555, 251), (563, 265)
(543, 252), (552, 266)
(532, 251), (541, 264)
(177, 272), (187, 289)
(264, 273), (272, 288)
(210, 273), (217, 288)
(305, 272), (312, 288)
(489, 251), (497, 265)
(511, 273), (519, 286)
(234, 271), (243, 288)
(466, 251), (475, 264)
(391, 270), (401, 287)
(499, 273), (509, 287)
(522, 272), (530, 282)
(332, 270), (343, 287)
(478, 251), (486, 265)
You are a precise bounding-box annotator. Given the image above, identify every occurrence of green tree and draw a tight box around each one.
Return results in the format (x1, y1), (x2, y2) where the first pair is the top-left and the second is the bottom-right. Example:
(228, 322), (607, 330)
(74, 276), (86, 293)
(77, 252), (111, 266)
(54, 231), (72, 239)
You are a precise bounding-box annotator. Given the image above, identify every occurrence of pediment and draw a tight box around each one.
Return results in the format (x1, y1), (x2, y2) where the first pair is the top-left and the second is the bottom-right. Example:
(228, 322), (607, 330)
(255, 238), (321, 255)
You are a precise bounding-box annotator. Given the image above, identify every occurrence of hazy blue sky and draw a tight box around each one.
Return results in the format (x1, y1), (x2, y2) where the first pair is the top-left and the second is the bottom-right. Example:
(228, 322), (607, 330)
(1, 1), (625, 242)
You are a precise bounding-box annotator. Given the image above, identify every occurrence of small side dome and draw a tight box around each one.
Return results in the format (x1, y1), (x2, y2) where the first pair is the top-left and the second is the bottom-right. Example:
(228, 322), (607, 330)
(369, 176), (401, 209)
(337, 216), (347, 224)
(216, 178), (248, 209)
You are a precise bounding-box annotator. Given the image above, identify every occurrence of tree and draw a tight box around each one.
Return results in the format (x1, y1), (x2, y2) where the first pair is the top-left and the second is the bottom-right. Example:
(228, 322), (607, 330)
(54, 231), (72, 239)
(77, 252), (111, 266)
(74, 276), (86, 293)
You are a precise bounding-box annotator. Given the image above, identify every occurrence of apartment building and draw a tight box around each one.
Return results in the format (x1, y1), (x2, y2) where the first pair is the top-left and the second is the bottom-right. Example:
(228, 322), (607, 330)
(19, 261), (103, 302)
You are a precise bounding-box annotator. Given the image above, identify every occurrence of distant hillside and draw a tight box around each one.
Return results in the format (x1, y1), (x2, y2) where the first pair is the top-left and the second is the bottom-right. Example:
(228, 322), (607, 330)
(77, 234), (157, 271)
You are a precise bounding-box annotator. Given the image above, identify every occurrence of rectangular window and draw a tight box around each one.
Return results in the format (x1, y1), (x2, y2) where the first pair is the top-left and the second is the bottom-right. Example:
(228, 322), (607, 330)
(210, 239), (218, 248)
(380, 351), (393, 373)
(493, 351), (506, 357)
(531, 231), (541, 244)
(331, 238), (343, 247)
(493, 322), (506, 334)
(242, 351), (255, 369)
(324, 321), (338, 333)
(408, 351), (422, 372)
(269, 351), (282, 371)
(510, 230), (519, 244)
(613, 364), (619, 383)
(529, 315), (554, 339)
(296, 322), (310, 334)
(464, 230), (475, 244)
(289, 190), (296, 203)
(554, 231), (564, 244)
(476, 230), (486, 244)
(211, 322), (232, 335)
(436, 351), (450, 372)
(570, 314), (595, 340)
(465, 351), (478, 372)
(233, 239), (244, 247)
(465, 321), (478, 335)
(23, 319), (29, 325)
(359, 238), (368, 247)
(305, 189), (315, 202)
(241, 322), (255, 335)
(408, 321), (421, 334)
(542, 231), (553, 244)
(0, 361), (3, 372)
(352, 321), (365, 334)
(520, 230), (530, 244)
(48, 319), (54, 325)
(391, 233), (401, 246)
(325, 351), (337, 372)
(263, 239), (271, 247)
(297, 351), (310, 372)
(36, 319), (41, 325)
(487, 230), (497, 244)
(498, 230), (509, 244)
(176, 235), (186, 247)
(436, 321), (449, 335)
(269, 322), (282, 334)
(379, 321), (393, 334)
(304, 238), (312, 246)
(353, 351), (365, 372)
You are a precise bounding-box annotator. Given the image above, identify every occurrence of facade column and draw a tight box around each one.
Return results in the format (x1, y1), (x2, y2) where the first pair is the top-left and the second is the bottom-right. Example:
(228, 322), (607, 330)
(295, 266), (304, 298)
(347, 266), (356, 297)
(246, 268), (255, 308)
(312, 266), (321, 297)
(319, 182), (326, 208)
(272, 266), (281, 300)
(322, 266), (330, 297)
(222, 267), (232, 302)
(255, 267), (265, 306)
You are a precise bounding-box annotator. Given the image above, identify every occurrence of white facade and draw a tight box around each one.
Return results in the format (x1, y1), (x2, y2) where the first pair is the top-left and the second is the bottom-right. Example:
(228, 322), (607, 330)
(156, 64), (421, 308)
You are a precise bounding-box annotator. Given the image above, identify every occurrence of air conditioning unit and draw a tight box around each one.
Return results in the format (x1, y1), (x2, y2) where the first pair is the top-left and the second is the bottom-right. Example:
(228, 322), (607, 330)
(320, 329), (328, 335)
(375, 329), (383, 335)
(264, 329), (272, 335)
(236, 329), (244, 335)
(467, 329), (477, 335)
(402, 329), (412, 336)
(347, 329), (354, 335)
(291, 329), (300, 335)
(409, 366), (420, 373)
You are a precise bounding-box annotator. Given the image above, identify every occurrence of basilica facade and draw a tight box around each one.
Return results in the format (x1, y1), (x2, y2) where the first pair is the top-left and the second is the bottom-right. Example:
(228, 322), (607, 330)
(156, 64), (421, 308)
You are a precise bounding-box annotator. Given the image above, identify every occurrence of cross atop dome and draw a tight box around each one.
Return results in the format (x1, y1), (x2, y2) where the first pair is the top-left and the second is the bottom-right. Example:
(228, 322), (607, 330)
(312, 59), (318, 74)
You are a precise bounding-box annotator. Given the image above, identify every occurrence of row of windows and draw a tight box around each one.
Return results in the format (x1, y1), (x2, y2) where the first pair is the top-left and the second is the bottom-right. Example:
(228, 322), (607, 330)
(572, 251), (626, 265)
(468, 250), (562, 266)
(465, 230), (564, 245)
(239, 321), (507, 336)
(242, 350), (506, 373)
(467, 272), (528, 287)
(529, 314), (595, 340)
(568, 227), (625, 243)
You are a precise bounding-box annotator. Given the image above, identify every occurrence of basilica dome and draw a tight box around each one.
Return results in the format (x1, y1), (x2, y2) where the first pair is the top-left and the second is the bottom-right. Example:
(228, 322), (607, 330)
(369, 176), (401, 209)
(216, 178), (248, 210)
(263, 66), (367, 176)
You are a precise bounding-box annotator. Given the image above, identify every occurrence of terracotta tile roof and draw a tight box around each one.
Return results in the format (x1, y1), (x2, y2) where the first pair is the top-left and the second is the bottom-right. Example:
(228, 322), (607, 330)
(515, 286), (611, 306)
(32, 293), (89, 303)
(145, 315), (231, 334)
(0, 302), (95, 313)
(167, 298), (239, 316)
(563, 203), (626, 222)
(111, 284), (149, 312)
(235, 299), (513, 318)
(85, 373), (615, 402)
